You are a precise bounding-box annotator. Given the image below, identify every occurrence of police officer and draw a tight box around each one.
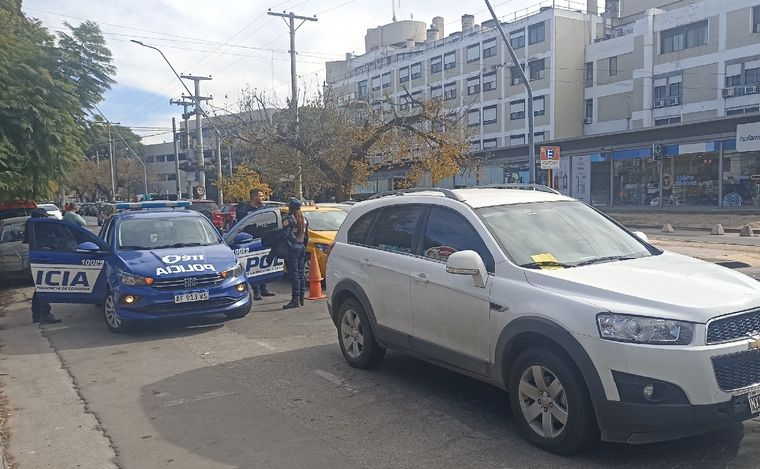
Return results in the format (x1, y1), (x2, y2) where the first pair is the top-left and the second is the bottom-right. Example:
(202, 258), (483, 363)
(237, 188), (275, 301)
(26, 208), (62, 324)
(282, 199), (308, 310)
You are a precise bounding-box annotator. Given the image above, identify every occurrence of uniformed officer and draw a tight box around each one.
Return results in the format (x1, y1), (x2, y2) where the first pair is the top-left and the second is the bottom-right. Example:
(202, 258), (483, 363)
(282, 199), (308, 310)
(237, 188), (275, 301)
(26, 208), (62, 324)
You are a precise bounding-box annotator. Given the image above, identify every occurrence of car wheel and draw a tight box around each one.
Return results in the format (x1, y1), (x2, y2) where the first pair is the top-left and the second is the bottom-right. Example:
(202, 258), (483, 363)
(104, 292), (130, 334)
(224, 293), (252, 319)
(509, 348), (597, 454)
(337, 298), (385, 369)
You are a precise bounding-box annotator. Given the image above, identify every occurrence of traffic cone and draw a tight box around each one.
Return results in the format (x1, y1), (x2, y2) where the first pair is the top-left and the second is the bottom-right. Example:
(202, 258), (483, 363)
(306, 249), (326, 300)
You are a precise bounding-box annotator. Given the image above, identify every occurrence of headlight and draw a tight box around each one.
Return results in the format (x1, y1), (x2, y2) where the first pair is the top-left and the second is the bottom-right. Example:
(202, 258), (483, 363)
(314, 243), (330, 253)
(597, 313), (693, 345)
(220, 262), (244, 278)
(118, 270), (154, 286)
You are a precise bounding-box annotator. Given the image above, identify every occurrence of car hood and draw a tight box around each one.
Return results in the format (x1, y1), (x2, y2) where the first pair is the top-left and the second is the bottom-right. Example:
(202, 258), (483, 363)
(117, 243), (236, 279)
(524, 251), (760, 323)
(308, 230), (336, 245)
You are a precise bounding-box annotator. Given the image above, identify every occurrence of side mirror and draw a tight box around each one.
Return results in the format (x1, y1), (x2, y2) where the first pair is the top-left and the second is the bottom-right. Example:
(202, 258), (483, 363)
(446, 250), (487, 288)
(233, 232), (254, 246)
(633, 231), (649, 243)
(76, 241), (101, 253)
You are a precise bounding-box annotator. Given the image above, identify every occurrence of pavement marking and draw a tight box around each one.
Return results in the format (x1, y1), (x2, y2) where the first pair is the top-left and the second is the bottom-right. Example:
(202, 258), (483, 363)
(256, 340), (278, 351)
(39, 325), (70, 331)
(163, 390), (237, 407)
(314, 369), (359, 394)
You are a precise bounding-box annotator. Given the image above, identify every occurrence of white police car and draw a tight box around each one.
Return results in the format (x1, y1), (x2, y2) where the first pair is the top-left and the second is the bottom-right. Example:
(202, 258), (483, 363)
(27, 201), (261, 333)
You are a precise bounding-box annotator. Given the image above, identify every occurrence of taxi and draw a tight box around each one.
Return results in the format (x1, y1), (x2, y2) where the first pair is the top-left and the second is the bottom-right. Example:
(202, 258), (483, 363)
(280, 204), (348, 277)
(26, 201), (253, 333)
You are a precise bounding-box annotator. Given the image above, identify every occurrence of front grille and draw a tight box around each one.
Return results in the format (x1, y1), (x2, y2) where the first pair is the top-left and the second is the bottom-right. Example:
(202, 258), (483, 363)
(135, 297), (238, 315)
(152, 273), (223, 290)
(707, 309), (760, 344)
(712, 349), (760, 391)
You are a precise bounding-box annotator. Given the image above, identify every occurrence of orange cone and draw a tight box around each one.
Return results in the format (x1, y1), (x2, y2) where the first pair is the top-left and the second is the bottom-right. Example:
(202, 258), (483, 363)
(306, 249), (326, 300)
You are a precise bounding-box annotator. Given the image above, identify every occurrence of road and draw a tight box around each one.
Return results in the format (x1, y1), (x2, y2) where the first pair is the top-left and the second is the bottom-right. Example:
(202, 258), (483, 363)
(2, 231), (760, 468)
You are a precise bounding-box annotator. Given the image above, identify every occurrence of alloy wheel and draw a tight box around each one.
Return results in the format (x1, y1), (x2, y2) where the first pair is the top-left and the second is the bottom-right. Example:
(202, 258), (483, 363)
(104, 294), (121, 329)
(340, 309), (364, 359)
(518, 365), (569, 439)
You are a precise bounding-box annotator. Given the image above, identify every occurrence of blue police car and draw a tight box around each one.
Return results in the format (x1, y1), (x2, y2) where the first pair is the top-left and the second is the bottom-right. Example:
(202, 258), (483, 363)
(26, 201), (265, 333)
(223, 207), (286, 283)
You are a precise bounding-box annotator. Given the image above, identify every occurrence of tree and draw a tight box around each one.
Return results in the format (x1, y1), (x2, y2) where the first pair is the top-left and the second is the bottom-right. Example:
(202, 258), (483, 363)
(218, 166), (270, 202)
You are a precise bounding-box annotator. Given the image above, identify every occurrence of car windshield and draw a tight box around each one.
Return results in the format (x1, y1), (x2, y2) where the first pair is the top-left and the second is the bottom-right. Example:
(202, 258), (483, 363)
(117, 216), (221, 250)
(476, 201), (654, 268)
(38, 204), (58, 211)
(304, 210), (347, 231)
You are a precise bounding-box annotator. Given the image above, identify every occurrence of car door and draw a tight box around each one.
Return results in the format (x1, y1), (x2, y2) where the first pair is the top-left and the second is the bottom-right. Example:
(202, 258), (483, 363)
(360, 204), (425, 343)
(27, 218), (111, 304)
(410, 206), (494, 375)
(225, 209), (285, 285)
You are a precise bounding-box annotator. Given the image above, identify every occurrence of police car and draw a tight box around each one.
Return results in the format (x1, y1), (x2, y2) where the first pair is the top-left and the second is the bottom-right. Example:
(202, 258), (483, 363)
(223, 207), (286, 282)
(26, 201), (259, 333)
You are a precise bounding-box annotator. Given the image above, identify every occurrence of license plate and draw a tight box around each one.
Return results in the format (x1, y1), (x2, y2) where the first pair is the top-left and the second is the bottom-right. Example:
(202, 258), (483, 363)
(749, 388), (760, 415)
(173, 291), (209, 304)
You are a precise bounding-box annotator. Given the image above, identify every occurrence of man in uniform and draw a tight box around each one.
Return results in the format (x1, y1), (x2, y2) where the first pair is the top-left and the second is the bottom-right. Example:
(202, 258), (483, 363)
(236, 188), (275, 301)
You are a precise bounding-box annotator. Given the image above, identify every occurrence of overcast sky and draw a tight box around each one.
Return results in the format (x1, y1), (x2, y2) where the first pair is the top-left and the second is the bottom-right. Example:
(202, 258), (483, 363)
(23, 0), (576, 144)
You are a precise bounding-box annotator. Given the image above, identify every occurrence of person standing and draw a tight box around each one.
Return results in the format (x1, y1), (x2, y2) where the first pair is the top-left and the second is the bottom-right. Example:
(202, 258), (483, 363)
(237, 188), (275, 301)
(282, 199), (308, 310)
(26, 208), (62, 324)
(62, 202), (87, 226)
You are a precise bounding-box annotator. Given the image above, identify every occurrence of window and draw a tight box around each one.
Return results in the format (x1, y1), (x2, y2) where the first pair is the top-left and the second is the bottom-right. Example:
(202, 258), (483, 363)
(431, 85), (442, 99)
(534, 131), (546, 143)
(444, 82), (457, 100)
(483, 71), (497, 91)
(533, 95), (545, 116)
(483, 38), (496, 58)
(528, 21), (545, 44)
(655, 116), (682, 126)
(431, 55), (443, 73)
(411, 91), (423, 108)
(371, 75), (381, 91)
(661, 20), (708, 54)
(236, 211), (278, 240)
(609, 56), (618, 76)
(167, 174), (176, 181)
(585, 99), (593, 120)
(510, 100), (525, 120)
(654, 75), (682, 106)
(467, 75), (480, 95)
(754, 6), (760, 33)
(358, 80), (368, 99)
(467, 108), (481, 126)
(419, 207), (495, 272)
(399, 66), (409, 83)
(746, 66), (760, 85)
(726, 63), (742, 87)
(411, 62), (422, 79)
(369, 205), (424, 254)
(510, 29), (525, 49)
(585, 62), (593, 87)
(529, 58), (545, 81)
(470, 139), (481, 152)
(483, 105), (497, 124)
(347, 210), (379, 245)
(382, 72), (391, 88)
(466, 43), (480, 63)
(511, 65), (523, 86)
(510, 134), (525, 145)
(444, 51), (456, 70)
(482, 138), (497, 149)
(146, 156), (155, 163)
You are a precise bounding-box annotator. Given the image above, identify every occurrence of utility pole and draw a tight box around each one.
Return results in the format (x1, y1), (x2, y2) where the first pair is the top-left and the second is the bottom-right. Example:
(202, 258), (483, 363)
(180, 75), (212, 198)
(228, 146), (233, 178)
(106, 121), (120, 201)
(267, 9), (317, 200)
(170, 99), (194, 167)
(172, 117), (182, 197)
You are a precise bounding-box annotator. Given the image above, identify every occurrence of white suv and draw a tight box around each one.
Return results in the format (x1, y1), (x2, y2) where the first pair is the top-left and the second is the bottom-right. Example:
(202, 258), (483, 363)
(326, 186), (760, 454)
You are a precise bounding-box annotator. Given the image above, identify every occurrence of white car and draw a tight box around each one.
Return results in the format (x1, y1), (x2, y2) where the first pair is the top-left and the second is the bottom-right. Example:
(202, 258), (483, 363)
(37, 203), (62, 220)
(326, 186), (760, 454)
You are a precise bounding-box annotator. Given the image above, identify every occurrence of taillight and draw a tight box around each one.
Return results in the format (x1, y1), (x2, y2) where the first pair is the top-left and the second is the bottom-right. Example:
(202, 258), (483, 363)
(213, 211), (222, 226)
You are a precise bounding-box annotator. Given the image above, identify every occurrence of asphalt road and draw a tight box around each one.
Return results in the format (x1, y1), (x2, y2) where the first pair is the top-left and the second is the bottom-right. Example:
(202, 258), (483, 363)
(0, 279), (759, 469)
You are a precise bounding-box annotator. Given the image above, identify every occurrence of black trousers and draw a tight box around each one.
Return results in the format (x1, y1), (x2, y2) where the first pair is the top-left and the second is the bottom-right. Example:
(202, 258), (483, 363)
(31, 292), (51, 319)
(286, 244), (306, 302)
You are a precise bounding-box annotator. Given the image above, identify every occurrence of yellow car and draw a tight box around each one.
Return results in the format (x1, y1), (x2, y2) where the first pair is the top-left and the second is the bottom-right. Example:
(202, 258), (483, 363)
(280, 205), (349, 278)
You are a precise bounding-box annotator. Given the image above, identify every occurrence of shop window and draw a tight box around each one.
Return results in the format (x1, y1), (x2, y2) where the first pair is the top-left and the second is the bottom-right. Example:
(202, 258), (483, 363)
(662, 149), (719, 207)
(510, 100), (525, 120)
(483, 105), (497, 125)
(510, 29), (525, 49)
(399, 66), (409, 83)
(467, 75), (481, 95)
(591, 153), (611, 207)
(723, 145), (760, 207)
(534, 95), (545, 116)
(466, 44), (480, 63)
(529, 59), (545, 81)
(528, 21), (545, 45)
(411, 62), (422, 79)
(444, 51), (456, 70)
(467, 109), (480, 126)
(483, 38), (497, 58)
(483, 72), (497, 91)
(431, 56), (443, 74)
(444, 82), (457, 100)
(661, 20), (708, 54)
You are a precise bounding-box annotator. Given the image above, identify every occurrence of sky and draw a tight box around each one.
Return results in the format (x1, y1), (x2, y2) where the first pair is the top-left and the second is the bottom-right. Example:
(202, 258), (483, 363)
(22, 0), (578, 144)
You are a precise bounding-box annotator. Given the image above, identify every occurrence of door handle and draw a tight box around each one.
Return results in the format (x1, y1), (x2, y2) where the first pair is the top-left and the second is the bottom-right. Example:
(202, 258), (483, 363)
(414, 273), (429, 283)
(360, 258), (372, 267)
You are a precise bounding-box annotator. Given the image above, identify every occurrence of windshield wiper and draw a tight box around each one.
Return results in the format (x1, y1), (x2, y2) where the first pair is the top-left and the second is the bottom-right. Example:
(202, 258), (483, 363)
(152, 242), (207, 249)
(574, 255), (638, 267)
(520, 260), (573, 269)
(119, 245), (148, 251)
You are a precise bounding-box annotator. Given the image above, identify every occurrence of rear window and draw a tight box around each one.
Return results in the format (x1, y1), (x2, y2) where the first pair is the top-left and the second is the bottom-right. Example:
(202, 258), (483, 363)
(367, 205), (424, 254)
(304, 210), (347, 231)
(347, 210), (379, 245)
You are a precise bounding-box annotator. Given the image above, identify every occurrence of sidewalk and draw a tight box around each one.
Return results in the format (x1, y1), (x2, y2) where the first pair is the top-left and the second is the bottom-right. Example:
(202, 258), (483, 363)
(607, 210), (760, 232)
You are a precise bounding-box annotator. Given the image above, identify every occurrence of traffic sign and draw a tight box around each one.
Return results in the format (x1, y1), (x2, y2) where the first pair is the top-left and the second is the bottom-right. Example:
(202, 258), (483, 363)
(540, 146), (561, 169)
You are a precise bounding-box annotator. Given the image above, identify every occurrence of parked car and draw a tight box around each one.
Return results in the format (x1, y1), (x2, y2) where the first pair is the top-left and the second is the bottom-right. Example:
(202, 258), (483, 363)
(187, 200), (223, 230)
(96, 203), (116, 226)
(37, 203), (63, 220)
(0, 201), (36, 221)
(0, 216), (30, 280)
(326, 186), (760, 454)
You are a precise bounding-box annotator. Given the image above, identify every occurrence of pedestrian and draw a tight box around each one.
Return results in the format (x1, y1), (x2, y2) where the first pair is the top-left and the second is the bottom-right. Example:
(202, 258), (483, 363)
(282, 198), (308, 310)
(237, 188), (275, 300)
(62, 202), (87, 227)
(26, 208), (62, 324)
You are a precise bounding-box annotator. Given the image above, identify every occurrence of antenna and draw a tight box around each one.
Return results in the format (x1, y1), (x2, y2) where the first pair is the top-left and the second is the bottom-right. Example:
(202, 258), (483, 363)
(392, 0), (397, 22)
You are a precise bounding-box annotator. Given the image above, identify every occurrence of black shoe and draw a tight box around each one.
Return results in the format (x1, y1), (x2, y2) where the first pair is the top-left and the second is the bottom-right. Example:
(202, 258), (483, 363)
(253, 294), (263, 301)
(38, 313), (62, 324)
(299, 296), (305, 306)
(261, 291), (276, 297)
(282, 300), (300, 310)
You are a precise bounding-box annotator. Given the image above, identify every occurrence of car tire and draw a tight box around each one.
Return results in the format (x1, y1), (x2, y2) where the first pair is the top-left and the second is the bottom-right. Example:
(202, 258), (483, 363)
(508, 347), (597, 454)
(103, 292), (131, 334)
(337, 298), (385, 369)
(224, 293), (252, 319)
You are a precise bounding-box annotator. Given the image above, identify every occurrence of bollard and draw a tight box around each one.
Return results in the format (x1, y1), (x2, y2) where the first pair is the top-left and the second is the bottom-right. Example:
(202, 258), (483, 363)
(711, 224), (725, 235)
(661, 223), (674, 233)
(740, 225), (756, 237)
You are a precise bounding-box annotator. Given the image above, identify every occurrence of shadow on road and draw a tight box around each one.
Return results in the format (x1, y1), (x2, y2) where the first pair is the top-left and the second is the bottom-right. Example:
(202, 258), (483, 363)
(139, 345), (756, 469)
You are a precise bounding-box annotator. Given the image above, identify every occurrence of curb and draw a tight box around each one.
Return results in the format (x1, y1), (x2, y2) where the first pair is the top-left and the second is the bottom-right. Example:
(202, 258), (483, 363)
(624, 223), (744, 233)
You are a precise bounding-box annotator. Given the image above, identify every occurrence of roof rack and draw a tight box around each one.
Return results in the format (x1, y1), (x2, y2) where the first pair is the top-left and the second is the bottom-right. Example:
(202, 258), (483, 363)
(474, 184), (560, 195)
(368, 188), (464, 201)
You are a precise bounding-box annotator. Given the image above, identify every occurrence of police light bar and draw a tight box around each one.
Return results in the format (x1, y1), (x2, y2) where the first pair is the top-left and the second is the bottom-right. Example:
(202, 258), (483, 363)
(114, 201), (191, 210)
